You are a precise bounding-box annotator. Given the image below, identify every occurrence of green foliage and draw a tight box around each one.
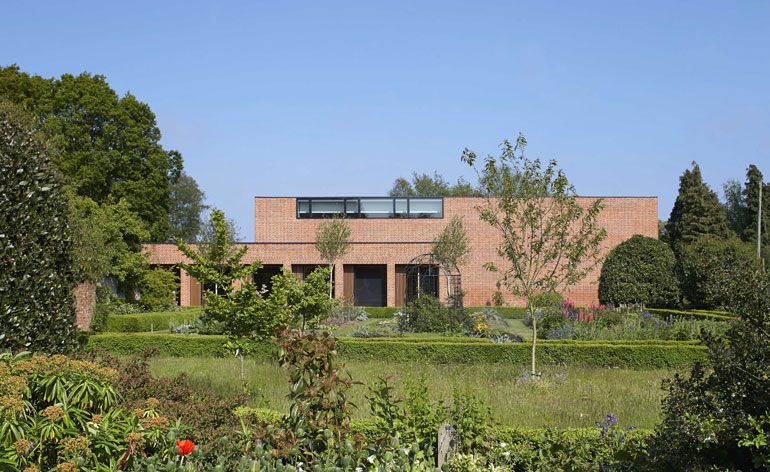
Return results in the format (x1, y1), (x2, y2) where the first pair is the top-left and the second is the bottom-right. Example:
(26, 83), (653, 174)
(648, 269), (770, 470)
(666, 162), (731, 248)
(599, 235), (680, 307)
(677, 234), (761, 309)
(529, 292), (564, 309)
(177, 209), (257, 298)
(202, 268), (335, 341)
(0, 101), (78, 354)
(138, 267), (178, 311)
(397, 295), (470, 333)
(103, 309), (201, 333)
(0, 65), (183, 241)
(388, 171), (481, 197)
(431, 215), (470, 271)
(87, 333), (707, 368)
(0, 352), (179, 471)
(169, 170), (208, 242)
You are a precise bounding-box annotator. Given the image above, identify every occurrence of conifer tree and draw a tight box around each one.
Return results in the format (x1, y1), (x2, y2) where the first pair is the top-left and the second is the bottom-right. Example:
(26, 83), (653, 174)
(666, 162), (730, 248)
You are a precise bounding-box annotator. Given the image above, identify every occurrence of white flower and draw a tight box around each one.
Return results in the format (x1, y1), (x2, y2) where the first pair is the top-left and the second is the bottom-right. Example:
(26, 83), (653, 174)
(367, 454), (376, 464)
(500, 442), (508, 448)
(503, 451), (511, 458)
(356, 468), (364, 472)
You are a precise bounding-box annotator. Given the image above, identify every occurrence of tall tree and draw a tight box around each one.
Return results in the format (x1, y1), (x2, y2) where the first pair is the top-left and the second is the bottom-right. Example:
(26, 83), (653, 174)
(722, 178), (745, 236)
(431, 215), (470, 300)
(0, 101), (78, 353)
(314, 217), (352, 299)
(0, 65), (183, 241)
(388, 172), (482, 197)
(462, 134), (606, 376)
(742, 165), (769, 261)
(169, 171), (208, 242)
(176, 209), (255, 297)
(666, 162), (730, 248)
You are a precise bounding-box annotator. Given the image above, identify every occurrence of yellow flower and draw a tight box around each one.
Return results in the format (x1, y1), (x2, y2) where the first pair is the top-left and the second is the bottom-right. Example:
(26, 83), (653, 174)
(42, 405), (65, 421)
(13, 439), (31, 455)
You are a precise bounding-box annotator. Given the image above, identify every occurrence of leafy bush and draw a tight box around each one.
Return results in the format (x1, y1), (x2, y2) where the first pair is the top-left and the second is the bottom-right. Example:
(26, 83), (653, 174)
(0, 352), (180, 470)
(138, 267), (178, 311)
(647, 269), (770, 470)
(599, 235), (680, 307)
(397, 295), (470, 333)
(677, 234), (762, 309)
(1, 103), (78, 354)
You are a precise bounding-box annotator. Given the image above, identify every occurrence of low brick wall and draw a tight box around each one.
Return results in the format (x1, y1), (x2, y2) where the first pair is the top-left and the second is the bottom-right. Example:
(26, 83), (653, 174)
(73, 282), (96, 331)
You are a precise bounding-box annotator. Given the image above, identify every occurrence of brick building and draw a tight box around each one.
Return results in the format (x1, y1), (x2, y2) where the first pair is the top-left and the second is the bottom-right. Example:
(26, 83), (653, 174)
(144, 196), (658, 308)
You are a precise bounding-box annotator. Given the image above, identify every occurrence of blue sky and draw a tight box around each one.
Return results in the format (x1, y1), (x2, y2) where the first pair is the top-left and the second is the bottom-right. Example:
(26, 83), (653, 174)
(3, 1), (769, 238)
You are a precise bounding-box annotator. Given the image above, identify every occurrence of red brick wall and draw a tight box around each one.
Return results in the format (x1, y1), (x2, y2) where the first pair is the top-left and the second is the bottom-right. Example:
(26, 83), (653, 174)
(146, 196), (658, 307)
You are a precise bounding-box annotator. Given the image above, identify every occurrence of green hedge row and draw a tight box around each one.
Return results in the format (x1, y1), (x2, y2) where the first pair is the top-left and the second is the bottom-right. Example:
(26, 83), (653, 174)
(86, 334), (705, 368)
(364, 306), (527, 319)
(103, 310), (201, 333)
(647, 308), (736, 321)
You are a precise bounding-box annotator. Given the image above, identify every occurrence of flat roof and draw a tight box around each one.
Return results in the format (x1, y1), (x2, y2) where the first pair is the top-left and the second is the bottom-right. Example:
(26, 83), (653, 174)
(254, 195), (658, 199)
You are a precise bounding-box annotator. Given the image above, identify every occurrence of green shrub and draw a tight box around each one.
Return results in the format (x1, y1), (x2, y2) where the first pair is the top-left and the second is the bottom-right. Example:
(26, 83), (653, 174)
(104, 309), (202, 332)
(87, 333), (706, 368)
(138, 267), (178, 310)
(599, 235), (680, 307)
(0, 103), (78, 354)
(0, 352), (179, 470)
(397, 295), (470, 333)
(677, 235), (762, 309)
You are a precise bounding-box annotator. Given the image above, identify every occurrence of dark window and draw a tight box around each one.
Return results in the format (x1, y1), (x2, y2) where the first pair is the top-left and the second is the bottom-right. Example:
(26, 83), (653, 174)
(354, 266), (387, 307)
(297, 197), (443, 219)
(253, 265), (283, 294)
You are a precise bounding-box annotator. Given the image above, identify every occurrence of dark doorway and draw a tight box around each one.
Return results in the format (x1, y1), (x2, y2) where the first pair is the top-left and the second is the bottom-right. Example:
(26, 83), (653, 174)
(354, 265), (387, 307)
(253, 265), (283, 294)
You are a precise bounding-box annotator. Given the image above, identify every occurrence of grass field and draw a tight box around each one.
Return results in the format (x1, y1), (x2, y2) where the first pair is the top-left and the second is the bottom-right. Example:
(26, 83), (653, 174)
(149, 357), (674, 429)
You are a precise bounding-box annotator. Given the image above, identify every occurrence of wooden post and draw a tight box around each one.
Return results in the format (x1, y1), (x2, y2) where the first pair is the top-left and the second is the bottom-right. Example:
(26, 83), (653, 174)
(437, 423), (458, 468)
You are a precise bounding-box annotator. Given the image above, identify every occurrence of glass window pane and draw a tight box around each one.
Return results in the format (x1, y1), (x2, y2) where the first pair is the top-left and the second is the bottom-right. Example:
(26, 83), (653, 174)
(395, 198), (408, 215)
(409, 198), (442, 218)
(346, 199), (359, 215)
(310, 199), (344, 216)
(360, 198), (393, 218)
(297, 200), (310, 216)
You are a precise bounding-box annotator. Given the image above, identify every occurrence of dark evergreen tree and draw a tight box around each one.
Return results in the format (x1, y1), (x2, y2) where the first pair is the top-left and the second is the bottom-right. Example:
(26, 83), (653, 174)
(666, 162), (730, 248)
(742, 165), (769, 262)
(169, 171), (208, 242)
(0, 102), (78, 353)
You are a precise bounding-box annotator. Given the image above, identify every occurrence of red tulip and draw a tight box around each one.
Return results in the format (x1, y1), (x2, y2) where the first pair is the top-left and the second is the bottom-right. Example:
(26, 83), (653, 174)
(176, 439), (195, 456)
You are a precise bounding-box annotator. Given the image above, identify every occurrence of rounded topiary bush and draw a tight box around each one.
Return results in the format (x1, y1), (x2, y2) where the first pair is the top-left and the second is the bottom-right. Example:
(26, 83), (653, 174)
(599, 235), (680, 307)
(677, 235), (761, 310)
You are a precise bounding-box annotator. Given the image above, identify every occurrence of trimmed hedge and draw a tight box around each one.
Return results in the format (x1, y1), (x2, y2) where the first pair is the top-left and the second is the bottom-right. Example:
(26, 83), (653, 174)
(364, 306), (527, 319)
(87, 334), (705, 368)
(104, 309), (202, 333)
(647, 308), (736, 321)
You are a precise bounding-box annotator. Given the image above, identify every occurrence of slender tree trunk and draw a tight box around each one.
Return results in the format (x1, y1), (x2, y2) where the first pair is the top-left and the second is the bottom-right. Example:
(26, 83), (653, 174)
(328, 262), (334, 300)
(529, 300), (537, 377)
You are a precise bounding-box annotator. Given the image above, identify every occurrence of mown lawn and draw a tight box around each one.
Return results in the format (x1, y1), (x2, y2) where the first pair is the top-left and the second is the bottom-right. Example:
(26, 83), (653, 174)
(149, 357), (673, 429)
